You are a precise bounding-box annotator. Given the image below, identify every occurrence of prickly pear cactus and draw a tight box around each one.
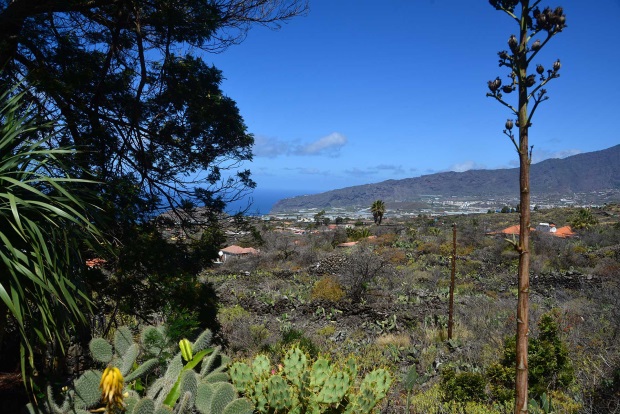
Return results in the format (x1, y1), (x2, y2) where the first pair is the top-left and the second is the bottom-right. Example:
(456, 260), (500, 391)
(25, 326), (252, 414)
(230, 345), (393, 413)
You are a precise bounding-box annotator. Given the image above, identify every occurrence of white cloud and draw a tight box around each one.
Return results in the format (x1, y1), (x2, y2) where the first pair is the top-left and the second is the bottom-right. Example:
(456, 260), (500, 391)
(376, 164), (405, 175)
(252, 136), (289, 158)
(294, 132), (348, 156)
(344, 164), (407, 177)
(285, 167), (330, 175)
(532, 148), (582, 163)
(344, 168), (378, 177)
(450, 161), (486, 172)
(253, 133), (348, 158)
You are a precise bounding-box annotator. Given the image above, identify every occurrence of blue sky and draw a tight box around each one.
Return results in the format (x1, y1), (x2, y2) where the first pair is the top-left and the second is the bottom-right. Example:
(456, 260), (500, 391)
(207, 0), (620, 197)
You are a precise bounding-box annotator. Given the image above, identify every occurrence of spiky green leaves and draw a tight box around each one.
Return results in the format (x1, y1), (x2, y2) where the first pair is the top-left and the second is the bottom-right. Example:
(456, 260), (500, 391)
(0, 86), (103, 387)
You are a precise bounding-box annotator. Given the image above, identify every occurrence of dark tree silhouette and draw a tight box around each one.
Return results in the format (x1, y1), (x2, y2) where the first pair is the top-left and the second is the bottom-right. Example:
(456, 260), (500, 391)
(0, 0), (308, 228)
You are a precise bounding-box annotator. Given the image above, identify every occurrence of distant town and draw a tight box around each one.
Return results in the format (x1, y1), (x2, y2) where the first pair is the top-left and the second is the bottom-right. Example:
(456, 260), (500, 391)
(265, 189), (620, 221)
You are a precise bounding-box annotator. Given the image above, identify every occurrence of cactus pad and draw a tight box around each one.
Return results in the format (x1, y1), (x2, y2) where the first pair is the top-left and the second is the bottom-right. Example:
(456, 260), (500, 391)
(114, 326), (134, 356)
(316, 371), (350, 404)
(73, 369), (102, 408)
(89, 338), (113, 364)
(229, 362), (253, 392)
(252, 354), (271, 379)
(222, 398), (254, 414)
(265, 375), (293, 411)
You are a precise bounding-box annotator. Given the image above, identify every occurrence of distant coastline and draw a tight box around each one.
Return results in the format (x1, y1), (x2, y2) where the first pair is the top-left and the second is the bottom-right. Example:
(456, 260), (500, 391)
(226, 188), (318, 216)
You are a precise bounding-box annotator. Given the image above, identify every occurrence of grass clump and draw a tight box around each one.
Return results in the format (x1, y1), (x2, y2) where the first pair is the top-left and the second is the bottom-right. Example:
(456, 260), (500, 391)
(311, 276), (345, 302)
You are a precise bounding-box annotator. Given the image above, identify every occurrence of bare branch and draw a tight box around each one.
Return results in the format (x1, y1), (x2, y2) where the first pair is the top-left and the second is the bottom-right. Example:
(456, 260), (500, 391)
(486, 92), (519, 115)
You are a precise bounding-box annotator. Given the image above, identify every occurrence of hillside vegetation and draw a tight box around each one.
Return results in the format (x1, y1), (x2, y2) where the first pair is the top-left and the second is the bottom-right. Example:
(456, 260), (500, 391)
(204, 205), (620, 413)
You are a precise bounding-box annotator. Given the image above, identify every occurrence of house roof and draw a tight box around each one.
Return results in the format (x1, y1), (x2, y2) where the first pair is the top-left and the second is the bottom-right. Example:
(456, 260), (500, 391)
(489, 224), (575, 238)
(336, 235), (377, 248)
(220, 245), (258, 255)
(500, 225), (521, 235)
(488, 224), (536, 236)
(553, 226), (575, 238)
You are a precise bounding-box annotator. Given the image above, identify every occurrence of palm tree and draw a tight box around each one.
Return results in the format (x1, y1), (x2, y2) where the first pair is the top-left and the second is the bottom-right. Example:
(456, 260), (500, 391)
(0, 87), (103, 385)
(370, 200), (385, 225)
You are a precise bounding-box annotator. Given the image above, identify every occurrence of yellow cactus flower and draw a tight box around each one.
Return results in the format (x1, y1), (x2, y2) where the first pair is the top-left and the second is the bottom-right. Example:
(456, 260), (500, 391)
(99, 366), (125, 410)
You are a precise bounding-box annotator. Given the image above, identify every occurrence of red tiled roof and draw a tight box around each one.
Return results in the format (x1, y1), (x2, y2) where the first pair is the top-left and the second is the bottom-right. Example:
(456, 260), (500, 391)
(487, 225), (536, 236)
(553, 226), (575, 238)
(220, 245), (258, 255)
(500, 225), (521, 235)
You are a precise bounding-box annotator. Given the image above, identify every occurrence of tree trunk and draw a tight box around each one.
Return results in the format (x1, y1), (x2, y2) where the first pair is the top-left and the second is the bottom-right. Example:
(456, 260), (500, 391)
(515, 2), (531, 412)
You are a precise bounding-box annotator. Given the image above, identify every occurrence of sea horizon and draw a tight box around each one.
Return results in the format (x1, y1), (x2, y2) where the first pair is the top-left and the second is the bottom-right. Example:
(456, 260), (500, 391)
(225, 188), (320, 216)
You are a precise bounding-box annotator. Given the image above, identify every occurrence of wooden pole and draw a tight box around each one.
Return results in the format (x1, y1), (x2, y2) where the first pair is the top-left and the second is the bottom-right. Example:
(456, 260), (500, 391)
(448, 223), (456, 340)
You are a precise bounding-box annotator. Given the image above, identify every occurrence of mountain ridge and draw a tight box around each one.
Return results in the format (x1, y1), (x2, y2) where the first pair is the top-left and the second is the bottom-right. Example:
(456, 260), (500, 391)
(271, 144), (620, 212)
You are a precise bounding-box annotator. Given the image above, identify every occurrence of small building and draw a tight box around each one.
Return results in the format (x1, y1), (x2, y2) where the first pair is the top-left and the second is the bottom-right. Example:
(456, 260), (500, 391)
(536, 222), (557, 233)
(218, 245), (259, 262)
(489, 223), (575, 239)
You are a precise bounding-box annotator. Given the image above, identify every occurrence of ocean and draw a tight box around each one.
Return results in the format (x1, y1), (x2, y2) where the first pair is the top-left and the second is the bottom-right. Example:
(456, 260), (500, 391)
(225, 188), (316, 216)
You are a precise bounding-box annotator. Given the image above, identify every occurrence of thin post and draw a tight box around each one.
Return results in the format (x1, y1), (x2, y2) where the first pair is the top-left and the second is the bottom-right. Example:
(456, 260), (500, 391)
(448, 223), (456, 340)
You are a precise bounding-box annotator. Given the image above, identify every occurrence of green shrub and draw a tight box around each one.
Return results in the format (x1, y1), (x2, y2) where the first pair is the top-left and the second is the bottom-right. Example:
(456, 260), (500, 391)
(570, 208), (598, 230)
(441, 368), (487, 402)
(346, 226), (371, 241)
(218, 305), (250, 325)
(487, 310), (575, 401)
(280, 328), (320, 359)
(163, 305), (201, 343)
(311, 276), (345, 302)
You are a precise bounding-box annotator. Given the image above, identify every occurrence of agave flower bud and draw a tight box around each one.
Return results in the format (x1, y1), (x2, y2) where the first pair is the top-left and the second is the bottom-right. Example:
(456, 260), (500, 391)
(537, 12), (547, 26)
(558, 15), (566, 26)
(554, 7), (564, 16)
(508, 34), (518, 52)
(536, 64), (544, 74)
(498, 50), (510, 60)
(531, 40), (541, 52)
(525, 74), (535, 87)
(553, 59), (561, 72)
(502, 85), (513, 94)
(488, 77), (501, 92)
(505, 119), (514, 131)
